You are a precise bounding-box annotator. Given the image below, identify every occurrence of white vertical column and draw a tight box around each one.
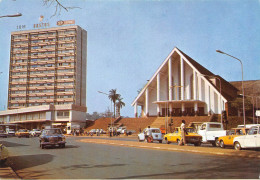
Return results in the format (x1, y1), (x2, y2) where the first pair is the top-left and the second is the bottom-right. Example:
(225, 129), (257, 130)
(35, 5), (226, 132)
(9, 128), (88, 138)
(180, 57), (184, 100)
(168, 58), (173, 116)
(194, 102), (198, 115)
(145, 88), (149, 116)
(206, 84), (210, 115)
(168, 58), (172, 101)
(181, 103), (185, 115)
(134, 103), (138, 118)
(157, 73), (160, 116)
(193, 70), (197, 100)
(218, 95), (221, 114)
(198, 75), (202, 100)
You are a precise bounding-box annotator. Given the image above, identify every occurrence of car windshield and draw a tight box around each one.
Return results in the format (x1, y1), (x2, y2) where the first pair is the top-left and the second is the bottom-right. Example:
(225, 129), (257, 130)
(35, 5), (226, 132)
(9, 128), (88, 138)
(151, 129), (160, 133)
(19, 129), (27, 132)
(248, 127), (259, 135)
(43, 129), (62, 135)
(186, 128), (195, 133)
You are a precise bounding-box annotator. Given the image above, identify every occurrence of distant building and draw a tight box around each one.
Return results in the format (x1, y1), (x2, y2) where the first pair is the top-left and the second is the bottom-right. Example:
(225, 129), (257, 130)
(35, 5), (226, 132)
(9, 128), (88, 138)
(132, 47), (238, 118)
(0, 25), (87, 133)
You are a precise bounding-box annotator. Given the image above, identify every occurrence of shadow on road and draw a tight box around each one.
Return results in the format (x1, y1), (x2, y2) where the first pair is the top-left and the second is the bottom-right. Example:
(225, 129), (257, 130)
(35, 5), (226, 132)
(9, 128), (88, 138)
(61, 163), (126, 170)
(112, 158), (259, 179)
(0, 141), (29, 147)
(7, 154), (54, 171)
(42, 144), (79, 149)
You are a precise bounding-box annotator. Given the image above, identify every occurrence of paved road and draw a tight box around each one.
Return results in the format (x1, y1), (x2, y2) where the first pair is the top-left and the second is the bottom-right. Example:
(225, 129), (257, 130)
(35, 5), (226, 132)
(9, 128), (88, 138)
(1, 136), (260, 179)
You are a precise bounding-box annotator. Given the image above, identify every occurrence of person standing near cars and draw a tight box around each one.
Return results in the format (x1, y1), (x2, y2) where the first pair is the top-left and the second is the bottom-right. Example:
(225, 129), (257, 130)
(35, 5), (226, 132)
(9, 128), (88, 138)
(179, 120), (186, 146)
(146, 126), (152, 142)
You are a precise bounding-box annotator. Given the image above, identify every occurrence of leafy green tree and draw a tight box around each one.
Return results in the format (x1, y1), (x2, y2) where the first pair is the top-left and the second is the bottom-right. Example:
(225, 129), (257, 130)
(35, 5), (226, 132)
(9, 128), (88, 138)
(230, 96), (252, 116)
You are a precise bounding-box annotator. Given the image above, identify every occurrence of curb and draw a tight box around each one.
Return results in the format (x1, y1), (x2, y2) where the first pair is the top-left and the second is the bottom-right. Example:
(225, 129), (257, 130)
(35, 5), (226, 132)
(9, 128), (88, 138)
(0, 166), (20, 179)
(79, 138), (260, 159)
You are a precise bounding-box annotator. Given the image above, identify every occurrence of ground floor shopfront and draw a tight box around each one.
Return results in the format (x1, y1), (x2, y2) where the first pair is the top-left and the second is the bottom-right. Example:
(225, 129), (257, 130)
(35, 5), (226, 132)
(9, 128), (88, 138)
(0, 104), (86, 134)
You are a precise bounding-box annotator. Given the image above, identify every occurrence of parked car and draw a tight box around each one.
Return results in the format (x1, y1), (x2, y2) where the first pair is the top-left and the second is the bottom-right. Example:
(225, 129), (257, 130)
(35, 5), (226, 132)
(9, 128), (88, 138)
(0, 144), (8, 164)
(39, 128), (66, 149)
(0, 130), (8, 138)
(237, 124), (260, 128)
(89, 129), (97, 134)
(30, 129), (42, 137)
(15, 129), (30, 138)
(138, 128), (163, 143)
(197, 122), (226, 146)
(7, 129), (15, 136)
(233, 125), (260, 150)
(218, 128), (249, 148)
(116, 127), (126, 135)
(164, 127), (202, 146)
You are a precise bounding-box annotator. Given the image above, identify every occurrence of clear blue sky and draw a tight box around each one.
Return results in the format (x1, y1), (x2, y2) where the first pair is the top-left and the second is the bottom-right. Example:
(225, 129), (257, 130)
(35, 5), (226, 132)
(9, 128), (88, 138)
(0, 0), (259, 117)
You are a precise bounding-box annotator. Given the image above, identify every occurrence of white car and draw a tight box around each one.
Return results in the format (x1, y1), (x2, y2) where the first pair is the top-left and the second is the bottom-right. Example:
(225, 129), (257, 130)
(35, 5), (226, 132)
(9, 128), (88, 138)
(29, 129), (42, 137)
(233, 125), (260, 150)
(138, 128), (163, 143)
(7, 129), (15, 136)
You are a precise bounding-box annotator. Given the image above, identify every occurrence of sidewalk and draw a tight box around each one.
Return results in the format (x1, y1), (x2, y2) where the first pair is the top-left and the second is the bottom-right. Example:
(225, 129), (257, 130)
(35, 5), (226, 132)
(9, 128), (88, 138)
(0, 166), (20, 179)
(79, 138), (260, 159)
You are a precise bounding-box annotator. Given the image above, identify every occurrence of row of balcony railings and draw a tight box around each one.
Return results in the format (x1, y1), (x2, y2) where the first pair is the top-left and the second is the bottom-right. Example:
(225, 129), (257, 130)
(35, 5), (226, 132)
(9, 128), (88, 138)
(10, 92), (74, 97)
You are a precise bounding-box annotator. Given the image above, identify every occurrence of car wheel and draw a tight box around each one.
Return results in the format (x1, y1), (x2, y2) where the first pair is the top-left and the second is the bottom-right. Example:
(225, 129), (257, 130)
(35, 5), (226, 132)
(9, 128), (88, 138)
(177, 139), (180, 145)
(211, 142), (216, 147)
(41, 144), (45, 149)
(220, 140), (225, 148)
(165, 138), (170, 144)
(234, 142), (241, 150)
(63, 144), (65, 148)
(194, 142), (201, 146)
(159, 140), (162, 143)
(215, 139), (220, 147)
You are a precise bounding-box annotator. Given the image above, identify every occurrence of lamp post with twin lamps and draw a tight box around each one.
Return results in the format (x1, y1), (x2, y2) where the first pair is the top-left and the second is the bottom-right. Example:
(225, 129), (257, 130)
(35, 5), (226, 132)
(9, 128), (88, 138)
(216, 50), (246, 127)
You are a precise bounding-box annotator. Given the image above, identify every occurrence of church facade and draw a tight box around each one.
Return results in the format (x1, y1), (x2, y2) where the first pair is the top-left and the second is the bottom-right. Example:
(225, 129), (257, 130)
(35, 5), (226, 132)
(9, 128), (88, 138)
(132, 47), (238, 118)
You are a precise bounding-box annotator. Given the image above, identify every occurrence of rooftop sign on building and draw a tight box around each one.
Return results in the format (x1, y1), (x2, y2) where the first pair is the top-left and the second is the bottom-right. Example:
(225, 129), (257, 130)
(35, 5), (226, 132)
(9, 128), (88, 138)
(57, 20), (75, 26)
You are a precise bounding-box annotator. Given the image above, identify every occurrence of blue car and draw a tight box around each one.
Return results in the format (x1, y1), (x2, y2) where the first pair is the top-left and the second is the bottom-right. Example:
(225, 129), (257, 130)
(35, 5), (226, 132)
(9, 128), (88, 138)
(39, 128), (66, 149)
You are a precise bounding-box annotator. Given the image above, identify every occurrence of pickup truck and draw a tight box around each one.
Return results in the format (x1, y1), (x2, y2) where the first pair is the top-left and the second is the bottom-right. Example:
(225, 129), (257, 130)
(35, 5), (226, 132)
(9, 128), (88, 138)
(197, 122), (226, 146)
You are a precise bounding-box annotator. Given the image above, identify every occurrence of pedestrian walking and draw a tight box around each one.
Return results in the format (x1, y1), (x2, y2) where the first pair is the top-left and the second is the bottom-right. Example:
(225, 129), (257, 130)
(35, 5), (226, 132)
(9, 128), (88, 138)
(179, 120), (186, 146)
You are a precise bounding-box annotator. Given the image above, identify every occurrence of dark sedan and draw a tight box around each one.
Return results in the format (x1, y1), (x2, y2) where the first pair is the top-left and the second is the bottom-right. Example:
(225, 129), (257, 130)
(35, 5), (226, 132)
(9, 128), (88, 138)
(39, 128), (66, 149)
(0, 130), (8, 138)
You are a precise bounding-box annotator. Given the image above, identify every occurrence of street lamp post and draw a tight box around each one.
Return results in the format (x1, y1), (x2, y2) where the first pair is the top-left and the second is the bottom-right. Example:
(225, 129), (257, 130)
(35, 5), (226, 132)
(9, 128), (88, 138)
(201, 74), (222, 124)
(0, 13), (22, 18)
(242, 94), (255, 124)
(98, 91), (113, 135)
(216, 50), (246, 127)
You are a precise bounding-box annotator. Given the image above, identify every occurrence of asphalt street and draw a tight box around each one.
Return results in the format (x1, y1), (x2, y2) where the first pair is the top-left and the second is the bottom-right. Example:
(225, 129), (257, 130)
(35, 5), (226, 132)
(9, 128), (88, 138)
(1, 136), (260, 179)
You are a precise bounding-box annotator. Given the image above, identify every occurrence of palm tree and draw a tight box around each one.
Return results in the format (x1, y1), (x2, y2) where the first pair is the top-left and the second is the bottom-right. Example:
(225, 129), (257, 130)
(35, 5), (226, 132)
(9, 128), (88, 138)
(116, 96), (125, 117)
(108, 89), (120, 118)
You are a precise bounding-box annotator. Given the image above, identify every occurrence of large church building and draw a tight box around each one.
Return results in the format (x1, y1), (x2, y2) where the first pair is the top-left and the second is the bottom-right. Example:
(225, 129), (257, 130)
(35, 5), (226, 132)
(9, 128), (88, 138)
(132, 47), (238, 118)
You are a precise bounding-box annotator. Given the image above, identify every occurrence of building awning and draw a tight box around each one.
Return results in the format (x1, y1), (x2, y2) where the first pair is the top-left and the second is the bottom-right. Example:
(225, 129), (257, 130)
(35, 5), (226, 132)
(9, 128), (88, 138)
(8, 119), (52, 124)
(153, 100), (205, 105)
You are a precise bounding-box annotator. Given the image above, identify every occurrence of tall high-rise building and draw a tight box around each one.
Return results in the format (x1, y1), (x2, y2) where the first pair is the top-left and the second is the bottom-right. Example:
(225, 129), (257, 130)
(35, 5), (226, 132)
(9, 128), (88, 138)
(0, 25), (87, 133)
(8, 25), (87, 109)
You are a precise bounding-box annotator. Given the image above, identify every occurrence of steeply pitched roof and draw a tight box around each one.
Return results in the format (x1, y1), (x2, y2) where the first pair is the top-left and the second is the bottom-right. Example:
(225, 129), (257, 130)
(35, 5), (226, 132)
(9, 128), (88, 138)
(176, 48), (214, 76)
(132, 47), (237, 105)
